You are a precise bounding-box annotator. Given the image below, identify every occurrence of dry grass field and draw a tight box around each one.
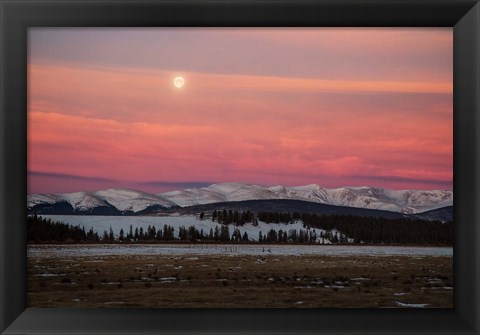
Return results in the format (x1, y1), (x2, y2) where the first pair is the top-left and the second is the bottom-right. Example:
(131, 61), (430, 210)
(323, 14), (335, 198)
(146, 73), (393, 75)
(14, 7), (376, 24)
(28, 252), (453, 308)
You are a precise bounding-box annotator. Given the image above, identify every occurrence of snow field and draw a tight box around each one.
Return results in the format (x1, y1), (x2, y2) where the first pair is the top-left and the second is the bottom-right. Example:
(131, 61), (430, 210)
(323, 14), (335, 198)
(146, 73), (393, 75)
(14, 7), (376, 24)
(28, 243), (453, 258)
(41, 215), (323, 242)
(34, 215), (453, 258)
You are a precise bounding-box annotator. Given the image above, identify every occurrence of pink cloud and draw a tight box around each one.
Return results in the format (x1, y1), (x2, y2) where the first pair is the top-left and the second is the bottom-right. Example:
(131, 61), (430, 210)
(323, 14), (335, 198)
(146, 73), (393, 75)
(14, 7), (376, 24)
(28, 53), (452, 192)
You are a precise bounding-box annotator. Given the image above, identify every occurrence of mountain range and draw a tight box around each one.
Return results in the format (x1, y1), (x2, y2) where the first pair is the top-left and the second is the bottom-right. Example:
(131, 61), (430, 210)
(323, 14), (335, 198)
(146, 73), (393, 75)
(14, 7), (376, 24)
(27, 182), (452, 217)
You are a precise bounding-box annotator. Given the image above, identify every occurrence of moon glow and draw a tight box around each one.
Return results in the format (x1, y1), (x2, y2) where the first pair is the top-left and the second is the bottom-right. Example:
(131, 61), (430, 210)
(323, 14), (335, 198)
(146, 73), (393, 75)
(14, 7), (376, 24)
(174, 76), (185, 88)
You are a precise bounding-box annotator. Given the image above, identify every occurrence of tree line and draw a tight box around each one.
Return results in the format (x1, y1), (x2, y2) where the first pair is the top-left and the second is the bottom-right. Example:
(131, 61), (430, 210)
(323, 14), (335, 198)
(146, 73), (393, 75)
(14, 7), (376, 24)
(27, 215), (176, 244)
(27, 215), (99, 243)
(27, 211), (452, 245)
(257, 212), (453, 245)
(210, 209), (258, 226)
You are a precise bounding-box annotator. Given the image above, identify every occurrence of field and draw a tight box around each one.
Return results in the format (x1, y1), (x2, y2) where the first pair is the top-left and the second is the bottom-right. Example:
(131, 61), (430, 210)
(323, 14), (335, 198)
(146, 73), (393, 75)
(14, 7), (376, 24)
(28, 245), (453, 308)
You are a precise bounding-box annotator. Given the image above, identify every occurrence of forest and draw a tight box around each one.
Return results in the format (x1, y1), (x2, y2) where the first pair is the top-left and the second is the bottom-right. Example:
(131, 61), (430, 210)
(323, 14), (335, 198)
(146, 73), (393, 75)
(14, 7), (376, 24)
(257, 212), (452, 245)
(27, 211), (452, 245)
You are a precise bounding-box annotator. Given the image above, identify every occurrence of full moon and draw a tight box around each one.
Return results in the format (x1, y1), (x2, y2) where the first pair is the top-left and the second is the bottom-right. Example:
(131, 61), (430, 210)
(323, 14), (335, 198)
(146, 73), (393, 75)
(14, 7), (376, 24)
(173, 76), (185, 88)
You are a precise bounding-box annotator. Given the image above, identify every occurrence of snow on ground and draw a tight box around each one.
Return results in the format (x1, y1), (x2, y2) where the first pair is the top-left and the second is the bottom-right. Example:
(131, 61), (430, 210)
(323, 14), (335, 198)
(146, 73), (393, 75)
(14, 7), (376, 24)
(28, 243), (453, 258)
(41, 215), (319, 242)
(34, 215), (453, 258)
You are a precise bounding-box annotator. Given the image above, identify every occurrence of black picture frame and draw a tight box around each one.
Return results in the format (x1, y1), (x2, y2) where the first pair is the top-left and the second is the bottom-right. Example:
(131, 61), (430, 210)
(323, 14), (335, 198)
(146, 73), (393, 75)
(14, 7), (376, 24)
(1, 0), (479, 334)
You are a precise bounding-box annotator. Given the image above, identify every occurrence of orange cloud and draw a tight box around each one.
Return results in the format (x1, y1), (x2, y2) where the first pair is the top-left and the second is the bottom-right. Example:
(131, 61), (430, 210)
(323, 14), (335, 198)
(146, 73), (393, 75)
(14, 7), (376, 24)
(194, 72), (452, 95)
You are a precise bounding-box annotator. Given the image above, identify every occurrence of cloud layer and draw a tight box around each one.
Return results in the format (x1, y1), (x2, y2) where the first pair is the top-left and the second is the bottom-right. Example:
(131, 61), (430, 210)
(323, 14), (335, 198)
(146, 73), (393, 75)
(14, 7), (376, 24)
(28, 28), (452, 193)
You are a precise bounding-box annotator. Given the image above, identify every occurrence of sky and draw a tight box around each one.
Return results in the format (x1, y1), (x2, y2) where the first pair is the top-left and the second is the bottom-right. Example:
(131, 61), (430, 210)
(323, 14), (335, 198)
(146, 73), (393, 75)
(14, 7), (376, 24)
(28, 28), (453, 194)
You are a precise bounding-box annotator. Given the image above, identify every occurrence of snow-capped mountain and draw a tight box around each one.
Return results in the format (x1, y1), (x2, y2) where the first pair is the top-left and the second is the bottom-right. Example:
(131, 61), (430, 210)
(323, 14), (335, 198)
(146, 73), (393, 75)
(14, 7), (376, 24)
(93, 189), (175, 212)
(160, 183), (282, 207)
(27, 183), (453, 215)
(27, 189), (177, 214)
(160, 183), (452, 214)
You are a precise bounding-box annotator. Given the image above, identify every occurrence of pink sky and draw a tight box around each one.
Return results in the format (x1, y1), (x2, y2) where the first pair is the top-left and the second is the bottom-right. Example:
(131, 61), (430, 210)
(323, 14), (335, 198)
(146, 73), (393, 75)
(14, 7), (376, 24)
(28, 28), (452, 194)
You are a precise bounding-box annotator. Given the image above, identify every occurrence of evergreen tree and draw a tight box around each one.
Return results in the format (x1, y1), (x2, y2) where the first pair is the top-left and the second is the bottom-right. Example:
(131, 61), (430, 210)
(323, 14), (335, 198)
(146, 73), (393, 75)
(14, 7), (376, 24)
(150, 226), (156, 240)
(134, 227), (139, 240)
(220, 225), (230, 242)
(127, 225), (133, 240)
(208, 228), (214, 240)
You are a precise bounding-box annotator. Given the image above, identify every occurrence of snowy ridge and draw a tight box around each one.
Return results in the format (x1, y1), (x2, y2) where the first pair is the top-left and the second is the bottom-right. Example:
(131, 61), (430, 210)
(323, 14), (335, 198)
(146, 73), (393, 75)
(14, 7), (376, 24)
(28, 183), (453, 214)
(160, 183), (452, 214)
(94, 189), (175, 212)
(28, 188), (176, 213)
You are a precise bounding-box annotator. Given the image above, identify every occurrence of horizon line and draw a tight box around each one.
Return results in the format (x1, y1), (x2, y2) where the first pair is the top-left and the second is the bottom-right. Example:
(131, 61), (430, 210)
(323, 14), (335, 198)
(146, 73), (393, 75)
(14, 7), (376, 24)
(27, 171), (453, 195)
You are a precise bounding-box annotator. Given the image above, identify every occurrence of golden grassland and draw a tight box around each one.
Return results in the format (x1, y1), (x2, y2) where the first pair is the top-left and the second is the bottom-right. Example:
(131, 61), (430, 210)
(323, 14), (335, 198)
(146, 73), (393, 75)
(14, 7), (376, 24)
(28, 253), (453, 308)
